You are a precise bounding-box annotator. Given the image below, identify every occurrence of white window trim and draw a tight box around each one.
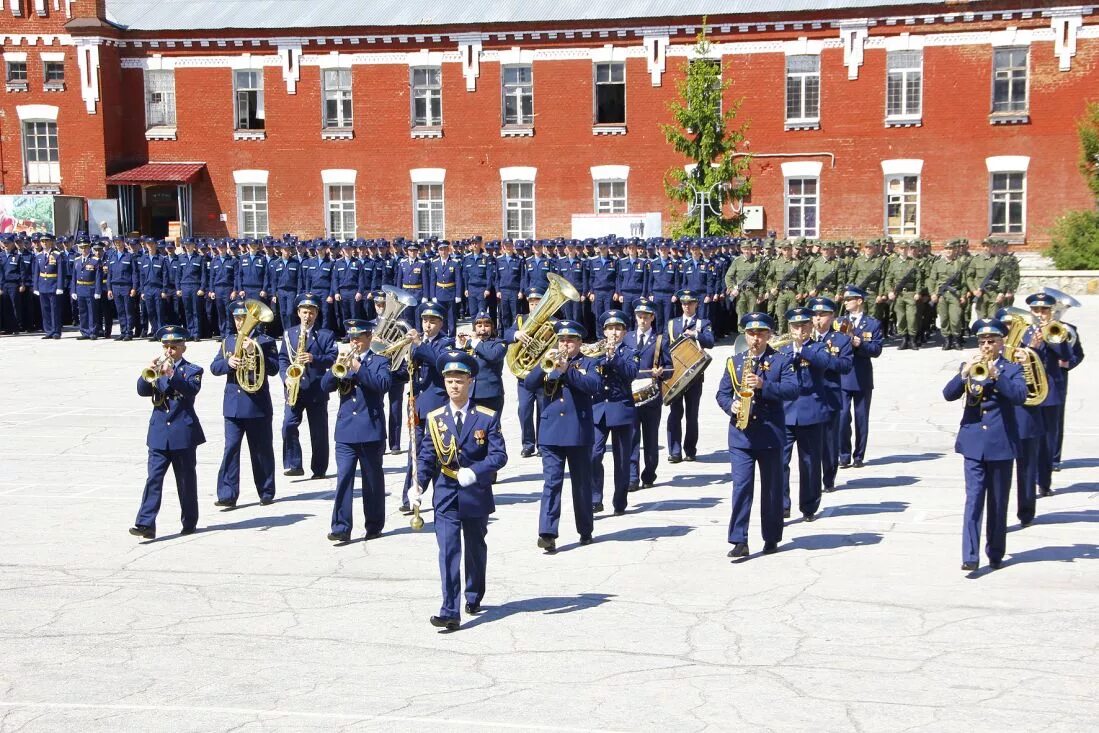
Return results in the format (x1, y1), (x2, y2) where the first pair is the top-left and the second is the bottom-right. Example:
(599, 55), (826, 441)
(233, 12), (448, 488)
(3, 52), (27, 62)
(884, 49), (923, 123)
(413, 182), (445, 240)
(237, 184), (270, 239)
(325, 182), (357, 240)
(406, 50), (444, 68)
(232, 169), (269, 186)
(990, 27), (1033, 48)
(883, 173), (921, 240)
(410, 168), (446, 185)
(498, 47), (535, 66)
(784, 53), (821, 127)
(780, 161), (822, 178)
(988, 171), (1027, 237)
(883, 33), (925, 53)
(321, 169), (356, 186)
(591, 165), (630, 181)
(16, 104), (58, 121)
(593, 179), (628, 215)
(783, 175), (821, 240)
(502, 181), (535, 239)
(986, 156), (1030, 173)
(591, 44), (629, 63)
(783, 37), (825, 57)
(500, 166), (536, 183)
(881, 159), (923, 177)
(40, 52), (65, 63)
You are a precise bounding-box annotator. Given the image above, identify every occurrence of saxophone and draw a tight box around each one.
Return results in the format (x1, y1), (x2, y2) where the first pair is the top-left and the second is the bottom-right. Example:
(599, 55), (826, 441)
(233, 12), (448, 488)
(734, 355), (757, 430)
(285, 327), (306, 408)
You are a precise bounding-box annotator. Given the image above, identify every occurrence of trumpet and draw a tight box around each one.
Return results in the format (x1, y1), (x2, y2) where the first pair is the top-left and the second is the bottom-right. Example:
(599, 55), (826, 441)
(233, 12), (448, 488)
(1041, 321), (1068, 344)
(966, 359), (997, 398)
(330, 346), (358, 380)
(141, 354), (170, 383)
(541, 348), (562, 372)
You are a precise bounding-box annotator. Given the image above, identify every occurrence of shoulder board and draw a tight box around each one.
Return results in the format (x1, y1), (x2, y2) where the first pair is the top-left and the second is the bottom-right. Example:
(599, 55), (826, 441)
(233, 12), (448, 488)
(427, 406), (446, 419)
(475, 405), (497, 418)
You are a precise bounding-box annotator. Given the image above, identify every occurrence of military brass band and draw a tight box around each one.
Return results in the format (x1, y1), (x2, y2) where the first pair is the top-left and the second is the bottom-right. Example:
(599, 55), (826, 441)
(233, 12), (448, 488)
(121, 232), (1086, 630)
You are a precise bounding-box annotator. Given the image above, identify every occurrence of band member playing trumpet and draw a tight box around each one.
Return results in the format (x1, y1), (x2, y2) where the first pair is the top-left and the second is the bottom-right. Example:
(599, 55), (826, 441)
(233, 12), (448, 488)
(279, 293), (338, 479)
(130, 326), (205, 539)
(461, 310), (506, 415)
(322, 319), (391, 543)
(415, 351), (508, 631)
(943, 318), (1026, 571)
(211, 299), (280, 507)
(837, 285), (883, 470)
(523, 320), (603, 553)
(625, 300), (672, 491)
(1025, 292), (1076, 497)
(590, 310), (640, 516)
(666, 289), (714, 464)
(716, 312), (797, 558)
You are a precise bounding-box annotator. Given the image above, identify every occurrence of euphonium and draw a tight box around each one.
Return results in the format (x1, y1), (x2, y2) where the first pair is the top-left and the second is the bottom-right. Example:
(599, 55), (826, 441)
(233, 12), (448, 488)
(505, 272), (581, 378)
(370, 285), (418, 371)
(228, 299), (275, 394)
(1000, 307), (1048, 406)
(285, 328), (306, 407)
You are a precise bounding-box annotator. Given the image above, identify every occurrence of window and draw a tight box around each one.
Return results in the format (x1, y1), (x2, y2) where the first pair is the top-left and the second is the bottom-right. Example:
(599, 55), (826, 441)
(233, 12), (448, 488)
(144, 70), (176, 128)
(43, 61), (64, 87)
(886, 50), (922, 120)
(885, 175), (919, 238)
(595, 181), (627, 214)
(990, 172), (1025, 235)
(234, 70), (265, 130)
(326, 184), (356, 239)
(322, 69), (353, 129)
(992, 47), (1028, 115)
(413, 184), (444, 240)
(411, 67), (442, 128)
(503, 182), (535, 239)
(6, 60), (27, 90)
(22, 120), (59, 185)
(785, 55), (820, 124)
(593, 62), (625, 125)
(502, 65), (533, 127)
(238, 184), (269, 237)
(785, 178), (819, 239)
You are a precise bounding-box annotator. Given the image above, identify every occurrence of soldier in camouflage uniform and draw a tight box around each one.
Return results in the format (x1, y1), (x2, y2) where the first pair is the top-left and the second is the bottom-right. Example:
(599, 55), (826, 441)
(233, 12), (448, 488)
(724, 239), (769, 332)
(915, 240), (935, 346)
(968, 238), (1006, 319)
(875, 240), (898, 335)
(847, 240), (885, 319)
(767, 240), (803, 334)
(805, 241), (846, 302)
(884, 241), (924, 350)
(927, 240), (968, 350)
(997, 239), (1020, 308)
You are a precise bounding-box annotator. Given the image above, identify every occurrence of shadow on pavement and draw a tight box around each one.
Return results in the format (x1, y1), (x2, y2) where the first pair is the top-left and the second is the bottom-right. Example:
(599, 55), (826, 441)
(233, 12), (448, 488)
(632, 497), (722, 512)
(209, 513), (315, 532)
(840, 475), (918, 490)
(1034, 510), (1099, 525)
(495, 473), (545, 485)
(461, 592), (615, 630)
(1007, 543), (1099, 565)
(575, 525), (694, 545)
(783, 532), (883, 551)
(494, 492), (542, 506)
(279, 490), (336, 503)
(827, 501), (910, 517)
(1056, 458), (1099, 469)
(864, 452), (944, 466)
(665, 473), (728, 488)
(1051, 482), (1099, 495)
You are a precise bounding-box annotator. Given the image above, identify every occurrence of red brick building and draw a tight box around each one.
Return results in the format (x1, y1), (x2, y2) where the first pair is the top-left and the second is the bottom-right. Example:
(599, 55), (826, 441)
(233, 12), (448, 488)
(0, 1), (1096, 245)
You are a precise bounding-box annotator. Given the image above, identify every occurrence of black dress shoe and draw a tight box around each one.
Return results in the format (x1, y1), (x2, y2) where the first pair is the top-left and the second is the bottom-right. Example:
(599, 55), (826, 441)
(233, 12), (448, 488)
(364, 530), (382, 540)
(76, 335), (89, 341)
(310, 473), (325, 480)
(128, 525), (155, 539)
(783, 508), (791, 519)
(260, 496), (275, 505)
(684, 455), (696, 462)
(40, 335), (52, 339)
(839, 461), (851, 469)
(802, 513), (816, 523)
(180, 527), (197, 536)
(641, 481), (654, 489)
(668, 455), (682, 464)
(762, 541), (779, 554)
(122, 335), (133, 341)
(147, 336), (157, 342)
(1052, 463), (1061, 472)
(113, 335), (123, 341)
(627, 483), (640, 492)
(613, 509), (626, 517)
(284, 468), (305, 477)
(430, 615), (459, 631)
(727, 542), (749, 558)
(961, 561), (978, 571)
(399, 503), (412, 514)
(592, 502), (604, 513)
(989, 559), (1003, 569)
(465, 602), (482, 614)
(521, 447), (535, 458)
(537, 535), (556, 553)
(390, 449), (403, 455)
(852, 461), (864, 469)
(213, 499), (236, 508)
(327, 532), (351, 542)
(1019, 519), (1032, 528)
(1039, 487), (1053, 497)
(579, 535), (594, 546)
(89, 335), (97, 341)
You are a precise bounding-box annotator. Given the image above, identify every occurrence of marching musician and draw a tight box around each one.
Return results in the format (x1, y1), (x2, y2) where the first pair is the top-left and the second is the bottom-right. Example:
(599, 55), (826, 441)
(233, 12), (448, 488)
(278, 293), (338, 479)
(590, 310), (640, 516)
(716, 312), (798, 558)
(625, 300), (672, 491)
(130, 325), (205, 539)
(523, 320), (603, 553)
(372, 292), (410, 455)
(836, 286), (883, 470)
(665, 289), (714, 464)
(996, 307), (1044, 528)
(1024, 292), (1075, 497)
(805, 297), (854, 494)
(210, 299), (280, 508)
(1052, 303), (1085, 472)
(460, 310), (506, 415)
(400, 303), (454, 512)
(943, 318), (1026, 571)
(504, 288), (548, 458)
(779, 307), (842, 523)
(414, 351), (507, 631)
(322, 319), (391, 543)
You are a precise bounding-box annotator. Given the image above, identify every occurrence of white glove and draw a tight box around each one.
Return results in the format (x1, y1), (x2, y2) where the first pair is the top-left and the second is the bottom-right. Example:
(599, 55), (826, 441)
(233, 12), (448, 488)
(55, 289), (63, 295)
(33, 290), (39, 296)
(94, 294), (101, 300)
(409, 485), (423, 507)
(457, 467), (477, 487)
(455, 297), (462, 303)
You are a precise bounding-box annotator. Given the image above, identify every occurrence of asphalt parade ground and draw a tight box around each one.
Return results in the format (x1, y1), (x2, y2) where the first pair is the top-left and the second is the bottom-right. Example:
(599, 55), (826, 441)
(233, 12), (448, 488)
(0, 299), (1096, 732)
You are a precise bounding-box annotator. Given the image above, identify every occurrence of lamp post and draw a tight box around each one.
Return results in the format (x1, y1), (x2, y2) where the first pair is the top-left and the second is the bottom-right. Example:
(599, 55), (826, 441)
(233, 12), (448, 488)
(683, 180), (729, 239)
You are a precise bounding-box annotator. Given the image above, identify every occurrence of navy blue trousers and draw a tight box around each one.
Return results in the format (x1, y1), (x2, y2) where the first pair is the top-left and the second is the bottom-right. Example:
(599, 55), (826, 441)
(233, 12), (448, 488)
(782, 422), (824, 516)
(136, 447), (199, 532)
(112, 290), (135, 336)
(629, 401), (662, 486)
(277, 291), (298, 333)
(497, 292), (519, 334)
(0, 284), (24, 332)
(962, 457), (1012, 565)
(821, 410), (842, 489)
(667, 379), (703, 459)
(728, 445), (784, 545)
(435, 299), (457, 335)
(1015, 436), (1038, 525)
(839, 389), (873, 463)
(591, 419), (636, 513)
(652, 295), (674, 335)
(282, 400), (329, 476)
(332, 440), (385, 535)
(1037, 404), (1061, 492)
(141, 289), (166, 336)
(592, 292), (615, 322)
(538, 445), (594, 539)
(216, 416), (276, 502)
(39, 292), (62, 336)
(516, 379), (539, 451)
(435, 508), (488, 619)
(387, 381), (406, 452)
(75, 294), (98, 337)
(466, 291), (487, 322)
(179, 288), (202, 340)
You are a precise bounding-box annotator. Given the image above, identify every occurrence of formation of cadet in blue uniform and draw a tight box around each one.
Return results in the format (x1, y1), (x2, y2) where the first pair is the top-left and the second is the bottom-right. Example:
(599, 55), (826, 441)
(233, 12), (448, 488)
(8, 227), (1079, 629)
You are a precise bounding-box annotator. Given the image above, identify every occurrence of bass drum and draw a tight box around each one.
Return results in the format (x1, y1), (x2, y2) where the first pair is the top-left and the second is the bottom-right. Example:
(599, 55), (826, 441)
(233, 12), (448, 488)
(631, 377), (661, 407)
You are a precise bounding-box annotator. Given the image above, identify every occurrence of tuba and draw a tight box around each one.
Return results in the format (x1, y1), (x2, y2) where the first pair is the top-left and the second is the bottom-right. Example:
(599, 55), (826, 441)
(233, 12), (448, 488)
(284, 327), (306, 408)
(370, 285), (418, 371)
(228, 299), (275, 394)
(505, 272), (581, 378)
(1000, 307), (1048, 407)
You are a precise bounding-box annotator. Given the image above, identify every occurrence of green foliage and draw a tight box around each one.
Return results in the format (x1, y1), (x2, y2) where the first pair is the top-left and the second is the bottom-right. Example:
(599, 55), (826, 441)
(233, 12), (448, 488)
(661, 26), (752, 238)
(1048, 210), (1099, 270)
(1079, 102), (1099, 199)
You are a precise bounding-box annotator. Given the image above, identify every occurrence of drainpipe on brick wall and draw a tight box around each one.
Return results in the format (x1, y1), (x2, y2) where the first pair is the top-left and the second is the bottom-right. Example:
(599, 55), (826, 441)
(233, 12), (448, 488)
(729, 152), (836, 168)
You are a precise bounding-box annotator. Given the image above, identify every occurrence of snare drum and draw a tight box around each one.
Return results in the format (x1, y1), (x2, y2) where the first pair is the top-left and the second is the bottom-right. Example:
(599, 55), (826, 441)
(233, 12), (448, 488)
(631, 377), (661, 407)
